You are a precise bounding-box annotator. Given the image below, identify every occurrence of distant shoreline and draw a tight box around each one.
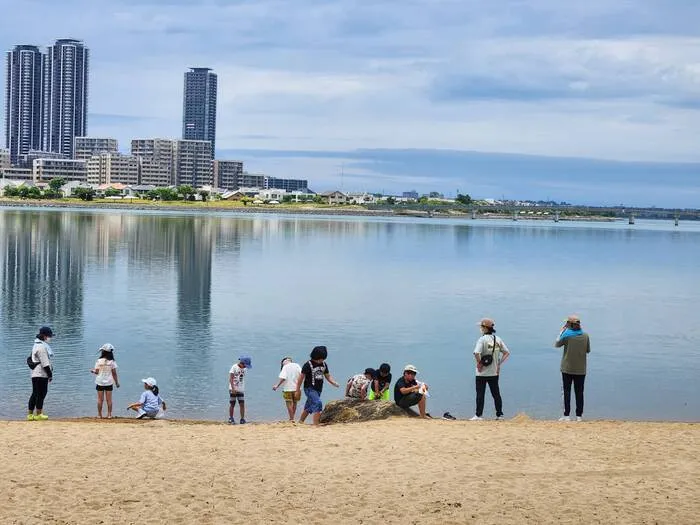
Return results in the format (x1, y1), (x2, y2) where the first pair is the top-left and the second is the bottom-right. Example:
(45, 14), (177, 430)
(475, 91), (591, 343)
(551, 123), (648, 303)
(0, 198), (617, 221)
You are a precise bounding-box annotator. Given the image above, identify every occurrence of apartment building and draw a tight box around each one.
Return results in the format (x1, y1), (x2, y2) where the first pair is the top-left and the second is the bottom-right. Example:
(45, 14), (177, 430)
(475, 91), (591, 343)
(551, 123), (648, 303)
(86, 153), (139, 185)
(33, 158), (87, 182)
(74, 137), (118, 160)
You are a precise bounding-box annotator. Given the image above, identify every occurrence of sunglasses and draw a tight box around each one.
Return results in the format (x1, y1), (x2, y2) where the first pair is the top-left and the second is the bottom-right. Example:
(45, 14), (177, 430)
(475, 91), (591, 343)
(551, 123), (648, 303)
(405, 371), (417, 375)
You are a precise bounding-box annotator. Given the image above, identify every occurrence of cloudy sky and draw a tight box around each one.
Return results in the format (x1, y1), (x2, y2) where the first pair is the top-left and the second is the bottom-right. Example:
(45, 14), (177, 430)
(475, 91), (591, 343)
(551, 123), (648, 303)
(2, 0), (700, 206)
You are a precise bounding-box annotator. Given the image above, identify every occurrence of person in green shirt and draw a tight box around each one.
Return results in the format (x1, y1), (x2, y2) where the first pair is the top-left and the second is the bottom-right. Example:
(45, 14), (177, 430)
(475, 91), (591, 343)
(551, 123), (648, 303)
(555, 315), (591, 422)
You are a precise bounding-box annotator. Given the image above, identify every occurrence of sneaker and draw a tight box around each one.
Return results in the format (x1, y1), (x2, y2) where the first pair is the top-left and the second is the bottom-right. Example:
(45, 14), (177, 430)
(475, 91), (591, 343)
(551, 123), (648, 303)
(442, 412), (457, 420)
(26, 414), (35, 421)
(496, 415), (505, 421)
(34, 414), (48, 421)
(576, 416), (583, 422)
(558, 416), (571, 422)
(239, 418), (247, 424)
(228, 417), (236, 425)
(469, 415), (483, 421)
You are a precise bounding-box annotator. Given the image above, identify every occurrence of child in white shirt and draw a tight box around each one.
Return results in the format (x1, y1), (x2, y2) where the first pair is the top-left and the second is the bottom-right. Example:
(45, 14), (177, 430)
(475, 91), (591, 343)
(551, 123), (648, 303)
(272, 357), (302, 422)
(90, 343), (120, 418)
(229, 356), (252, 424)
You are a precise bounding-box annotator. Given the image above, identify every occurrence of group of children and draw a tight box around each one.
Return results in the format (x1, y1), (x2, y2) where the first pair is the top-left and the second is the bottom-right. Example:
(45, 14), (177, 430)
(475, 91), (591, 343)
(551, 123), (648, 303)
(84, 343), (384, 425)
(89, 343), (166, 420)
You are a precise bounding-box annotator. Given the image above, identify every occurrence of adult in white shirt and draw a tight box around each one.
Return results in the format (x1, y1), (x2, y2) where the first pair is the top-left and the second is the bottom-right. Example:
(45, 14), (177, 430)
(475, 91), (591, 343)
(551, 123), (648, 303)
(273, 357), (303, 421)
(470, 318), (510, 421)
(27, 326), (54, 421)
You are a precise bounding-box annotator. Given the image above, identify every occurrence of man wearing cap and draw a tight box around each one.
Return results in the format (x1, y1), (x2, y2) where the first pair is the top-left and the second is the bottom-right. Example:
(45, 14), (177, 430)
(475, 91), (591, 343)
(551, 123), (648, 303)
(229, 356), (252, 424)
(345, 368), (376, 400)
(394, 365), (428, 418)
(555, 315), (591, 422)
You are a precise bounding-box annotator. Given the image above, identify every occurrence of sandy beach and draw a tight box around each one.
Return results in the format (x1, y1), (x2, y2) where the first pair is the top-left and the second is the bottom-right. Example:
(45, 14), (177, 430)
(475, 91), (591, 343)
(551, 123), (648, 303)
(1, 417), (697, 524)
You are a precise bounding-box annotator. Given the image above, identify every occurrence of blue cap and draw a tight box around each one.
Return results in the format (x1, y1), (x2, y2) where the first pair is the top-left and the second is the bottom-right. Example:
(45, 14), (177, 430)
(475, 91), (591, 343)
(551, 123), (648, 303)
(239, 356), (252, 369)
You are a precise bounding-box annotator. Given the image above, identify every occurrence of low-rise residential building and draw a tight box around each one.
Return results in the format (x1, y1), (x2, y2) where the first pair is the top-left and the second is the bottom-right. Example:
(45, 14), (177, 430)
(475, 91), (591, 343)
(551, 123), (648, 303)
(321, 191), (348, 205)
(213, 160), (244, 190)
(124, 184), (157, 198)
(1, 167), (32, 180)
(74, 137), (119, 161)
(347, 192), (376, 204)
(257, 189), (286, 201)
(59, 180), (92, 197)
(86, 153), (139, 185)
(33, 158), (87, 182)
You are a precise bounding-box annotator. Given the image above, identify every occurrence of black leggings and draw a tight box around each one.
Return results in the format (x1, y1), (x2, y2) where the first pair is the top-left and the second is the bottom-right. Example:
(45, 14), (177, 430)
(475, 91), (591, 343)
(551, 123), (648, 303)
(29, 377), (49, 411)
(475, 376), (503, 417)
(562, 373), (585, 417)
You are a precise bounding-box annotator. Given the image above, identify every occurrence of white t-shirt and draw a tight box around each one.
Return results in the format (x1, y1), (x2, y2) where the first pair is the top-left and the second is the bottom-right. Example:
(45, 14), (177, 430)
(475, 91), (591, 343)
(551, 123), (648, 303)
(278, 362), (302, 392)
(94, 358), (118, 386)
(229, 364), (246, 393)
(30, 340), (52, 379)
(473, 334), (510, 377)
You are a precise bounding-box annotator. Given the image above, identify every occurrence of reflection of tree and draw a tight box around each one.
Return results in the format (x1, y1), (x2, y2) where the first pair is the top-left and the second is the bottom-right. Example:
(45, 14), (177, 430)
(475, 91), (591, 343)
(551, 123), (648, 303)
(0, 210), (89, 340)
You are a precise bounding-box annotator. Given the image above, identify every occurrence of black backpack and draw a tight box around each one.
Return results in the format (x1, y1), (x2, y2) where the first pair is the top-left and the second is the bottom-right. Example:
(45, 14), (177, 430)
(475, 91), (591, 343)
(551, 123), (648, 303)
(26, 355), (39, 369)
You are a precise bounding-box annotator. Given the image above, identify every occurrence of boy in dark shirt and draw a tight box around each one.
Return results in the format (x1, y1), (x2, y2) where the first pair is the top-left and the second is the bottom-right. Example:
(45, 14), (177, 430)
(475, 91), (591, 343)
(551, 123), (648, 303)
(295, 345), (340, 425)
(369, 363), (392, 400)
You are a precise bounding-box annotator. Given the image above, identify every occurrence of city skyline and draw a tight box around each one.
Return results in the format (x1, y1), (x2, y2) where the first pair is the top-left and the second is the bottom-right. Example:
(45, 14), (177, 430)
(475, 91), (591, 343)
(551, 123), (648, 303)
(0, 1), (699, 207)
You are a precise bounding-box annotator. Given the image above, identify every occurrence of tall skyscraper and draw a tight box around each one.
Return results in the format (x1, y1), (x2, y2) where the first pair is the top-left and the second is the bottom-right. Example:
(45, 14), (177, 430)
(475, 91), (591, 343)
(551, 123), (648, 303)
(182, 67), (217, 155)
(4, 45), (46, 165)
(44, 39), (89, 158)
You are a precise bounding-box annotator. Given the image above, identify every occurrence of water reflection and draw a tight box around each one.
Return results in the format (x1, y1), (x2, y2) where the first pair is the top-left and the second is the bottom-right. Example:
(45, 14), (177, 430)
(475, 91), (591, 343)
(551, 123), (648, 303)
(0, 212), (87, 341)
(0, 210), (698, 421)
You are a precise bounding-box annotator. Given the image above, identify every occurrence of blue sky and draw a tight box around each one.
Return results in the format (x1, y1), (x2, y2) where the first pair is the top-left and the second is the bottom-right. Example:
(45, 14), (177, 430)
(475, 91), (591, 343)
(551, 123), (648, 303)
(2, 0), (700, 206)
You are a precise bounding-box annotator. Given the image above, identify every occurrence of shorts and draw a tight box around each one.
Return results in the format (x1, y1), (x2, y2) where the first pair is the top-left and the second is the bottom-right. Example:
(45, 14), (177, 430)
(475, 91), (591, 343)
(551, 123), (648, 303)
(229, 391), (245, 403)
(396, 392), (423, 409)
(368, 389), (390, 401)
(96, 385), (113, 392)
(304, 387), (323, 414)
(283, 391), (301, 402)
(137, 409), (163, 419)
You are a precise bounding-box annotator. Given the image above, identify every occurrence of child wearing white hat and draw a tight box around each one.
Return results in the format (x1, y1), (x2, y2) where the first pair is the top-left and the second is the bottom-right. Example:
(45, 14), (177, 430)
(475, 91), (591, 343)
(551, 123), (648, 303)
(90, 343), (120, 418)
(127, 377), (166, 419)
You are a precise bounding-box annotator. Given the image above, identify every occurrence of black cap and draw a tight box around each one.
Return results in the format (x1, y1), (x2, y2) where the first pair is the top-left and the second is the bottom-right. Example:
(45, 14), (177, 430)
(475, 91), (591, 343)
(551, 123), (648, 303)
(38, 326), (54, 337)
(379, 363), (391, 374)
(310, 345), (328, 360)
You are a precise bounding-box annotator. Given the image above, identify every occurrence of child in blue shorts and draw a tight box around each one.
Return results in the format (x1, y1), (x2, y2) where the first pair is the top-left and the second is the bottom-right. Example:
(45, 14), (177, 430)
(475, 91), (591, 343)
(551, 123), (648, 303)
(295, 346), (339, 425)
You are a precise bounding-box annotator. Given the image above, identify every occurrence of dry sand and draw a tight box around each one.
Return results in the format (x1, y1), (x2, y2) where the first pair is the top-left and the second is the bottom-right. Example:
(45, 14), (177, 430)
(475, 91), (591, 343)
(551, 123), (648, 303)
(1, 417), (698, 524)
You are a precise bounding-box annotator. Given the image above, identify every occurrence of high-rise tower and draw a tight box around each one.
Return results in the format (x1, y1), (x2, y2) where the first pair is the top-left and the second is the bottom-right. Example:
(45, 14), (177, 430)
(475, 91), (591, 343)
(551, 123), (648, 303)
(182, 67), (217, 155)
(4, 45), (46, 165)
(44, 39), (89, 158)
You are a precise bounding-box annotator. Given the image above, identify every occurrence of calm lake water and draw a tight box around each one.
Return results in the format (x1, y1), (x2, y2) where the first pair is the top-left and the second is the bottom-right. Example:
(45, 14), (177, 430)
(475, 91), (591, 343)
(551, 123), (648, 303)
(0, 207), (698, 422)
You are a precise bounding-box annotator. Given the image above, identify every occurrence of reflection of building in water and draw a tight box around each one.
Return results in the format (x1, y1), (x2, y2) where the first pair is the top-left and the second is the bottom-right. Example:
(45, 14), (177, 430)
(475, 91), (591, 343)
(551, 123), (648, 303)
(0, 211), (87, 338)
(175, 218), (214, 331)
